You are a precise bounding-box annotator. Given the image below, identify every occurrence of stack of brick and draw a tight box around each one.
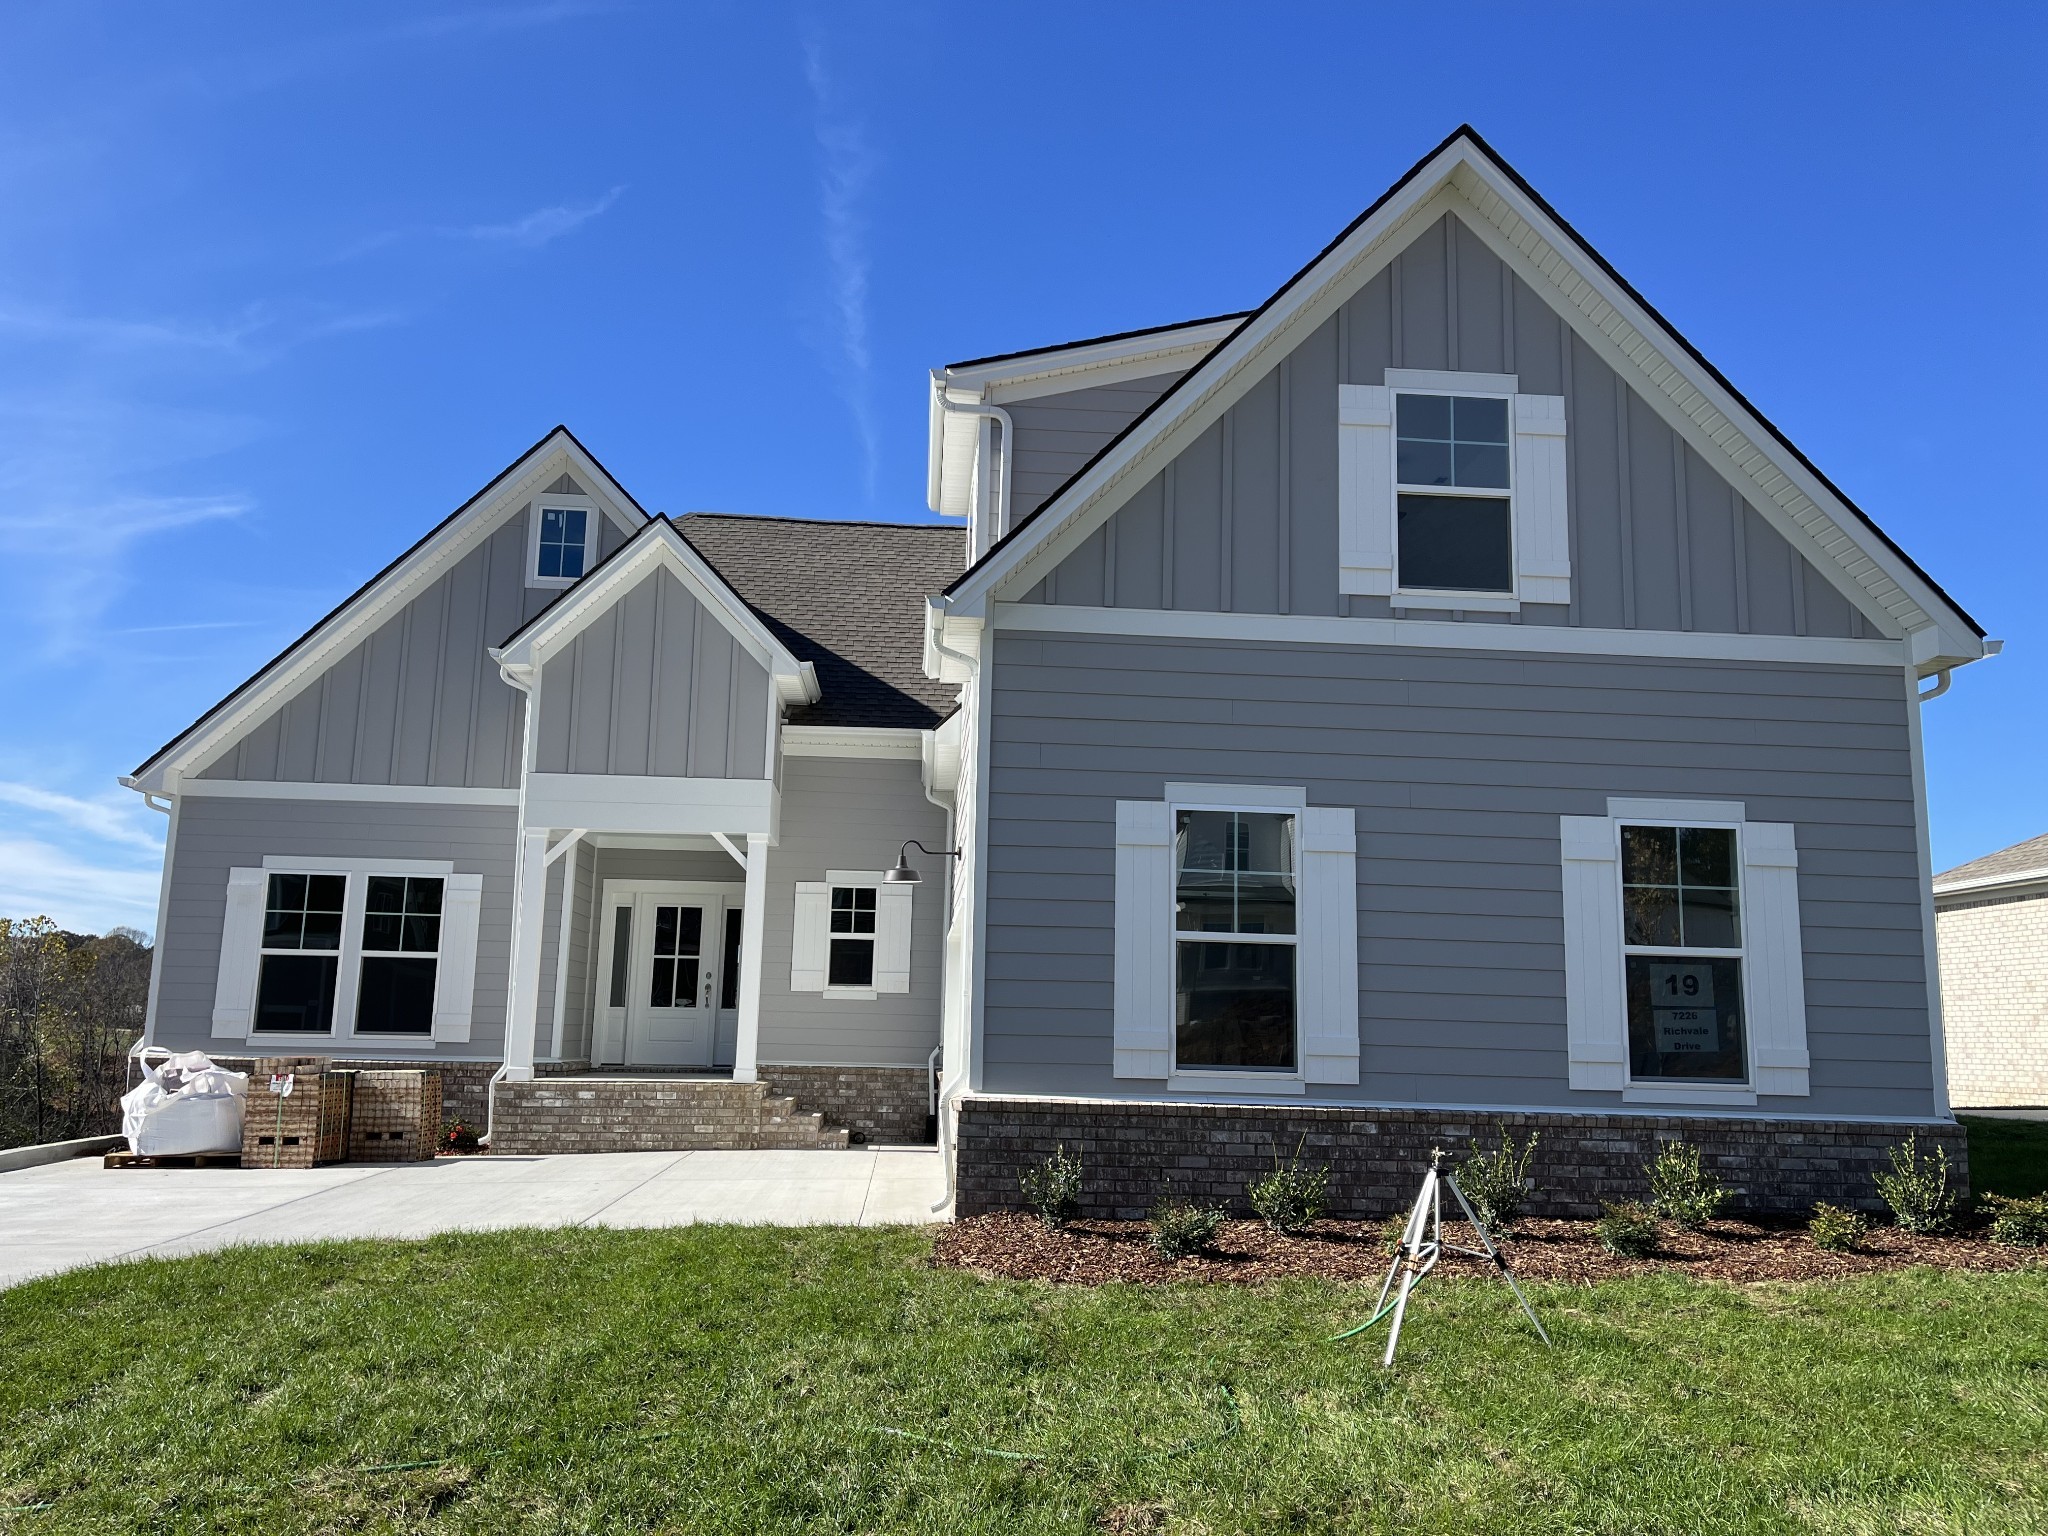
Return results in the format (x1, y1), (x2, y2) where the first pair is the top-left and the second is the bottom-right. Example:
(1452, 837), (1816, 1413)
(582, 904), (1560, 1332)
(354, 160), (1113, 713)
(348, 1070), (442, 1162)
(241, 1057), (354, 1169)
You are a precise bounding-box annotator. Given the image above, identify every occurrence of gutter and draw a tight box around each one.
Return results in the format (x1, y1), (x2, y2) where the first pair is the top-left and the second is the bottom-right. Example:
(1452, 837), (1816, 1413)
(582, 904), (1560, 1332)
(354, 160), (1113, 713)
(930, 375), (1015, 558)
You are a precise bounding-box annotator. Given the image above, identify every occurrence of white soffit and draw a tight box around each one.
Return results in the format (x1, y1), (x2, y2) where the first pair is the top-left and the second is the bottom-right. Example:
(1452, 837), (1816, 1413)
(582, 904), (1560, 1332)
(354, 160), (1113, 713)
(942, 134), (1983, 669)
(137, 427), (649, 792)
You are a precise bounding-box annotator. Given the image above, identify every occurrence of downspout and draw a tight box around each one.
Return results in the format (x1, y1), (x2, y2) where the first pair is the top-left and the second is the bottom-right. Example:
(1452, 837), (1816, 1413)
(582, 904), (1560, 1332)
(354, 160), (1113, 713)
(480, 659), (537, 1149)
(932, 376), (1016, 556)
(119, 776), (176, 1084)
(919, 725), (957, 1143)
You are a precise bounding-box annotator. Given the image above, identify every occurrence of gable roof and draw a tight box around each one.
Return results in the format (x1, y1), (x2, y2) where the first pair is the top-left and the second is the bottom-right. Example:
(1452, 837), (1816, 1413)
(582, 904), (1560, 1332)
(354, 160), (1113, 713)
(1934, 831), (2048, 898)
(491, 515), (819, 707)
(673, 514), (964, 729)
(939, 126), (1987, 673)
(126, 426), (647, 793)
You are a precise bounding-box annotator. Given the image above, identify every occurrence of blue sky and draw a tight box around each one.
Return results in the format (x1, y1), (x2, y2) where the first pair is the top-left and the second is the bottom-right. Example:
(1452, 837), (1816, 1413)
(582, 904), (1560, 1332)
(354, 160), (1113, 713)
(1, 2), (2041, 936)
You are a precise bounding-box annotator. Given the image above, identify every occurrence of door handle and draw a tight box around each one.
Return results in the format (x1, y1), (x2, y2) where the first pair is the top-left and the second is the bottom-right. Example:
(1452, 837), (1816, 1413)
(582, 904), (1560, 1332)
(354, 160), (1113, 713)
(703, 971), (712, 1006)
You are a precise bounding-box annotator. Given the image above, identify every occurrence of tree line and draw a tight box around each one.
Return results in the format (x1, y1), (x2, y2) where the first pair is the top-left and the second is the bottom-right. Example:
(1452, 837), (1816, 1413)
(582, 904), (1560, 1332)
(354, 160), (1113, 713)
(0, 918), (151, 1149)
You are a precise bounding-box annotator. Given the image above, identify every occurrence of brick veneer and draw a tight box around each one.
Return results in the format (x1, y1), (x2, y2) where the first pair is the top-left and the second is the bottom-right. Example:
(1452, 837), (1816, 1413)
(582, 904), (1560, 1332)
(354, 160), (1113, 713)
(487, 1077), (849, 1154)
(954, 1097), (1971, 1219)
(758, 1065), (932, 1144)
(1937, 888), (2048, 1107)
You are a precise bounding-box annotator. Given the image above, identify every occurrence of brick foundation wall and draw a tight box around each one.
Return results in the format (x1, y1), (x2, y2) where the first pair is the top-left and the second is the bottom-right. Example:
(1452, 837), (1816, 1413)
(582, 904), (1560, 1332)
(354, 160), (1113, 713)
(1937, 889), (2048, 1107)
(955, 1097), (1971, 1219)
(202, 1057), (496, 1131)
(758, 1065), (932, 1144)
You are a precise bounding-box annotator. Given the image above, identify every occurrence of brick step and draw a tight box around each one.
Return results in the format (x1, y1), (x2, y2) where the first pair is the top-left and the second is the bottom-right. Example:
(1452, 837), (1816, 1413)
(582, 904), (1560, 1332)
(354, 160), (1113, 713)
(488, 1076), (852, 1155)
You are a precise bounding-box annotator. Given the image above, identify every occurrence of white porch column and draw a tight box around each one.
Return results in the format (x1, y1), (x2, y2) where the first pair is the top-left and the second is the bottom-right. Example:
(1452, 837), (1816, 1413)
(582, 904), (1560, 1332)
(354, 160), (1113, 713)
(504, 826), (551, 1081)
(731, 831), (769, 1083)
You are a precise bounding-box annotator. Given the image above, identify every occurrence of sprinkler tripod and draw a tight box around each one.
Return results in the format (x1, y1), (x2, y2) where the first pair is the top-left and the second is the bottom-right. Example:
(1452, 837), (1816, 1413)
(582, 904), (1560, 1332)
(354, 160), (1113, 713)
(1332, 1147), (1552, 1366)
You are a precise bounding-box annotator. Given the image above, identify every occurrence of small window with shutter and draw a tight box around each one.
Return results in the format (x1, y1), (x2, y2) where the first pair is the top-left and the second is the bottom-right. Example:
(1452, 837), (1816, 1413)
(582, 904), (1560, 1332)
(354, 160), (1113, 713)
(791, 875), (912, 997)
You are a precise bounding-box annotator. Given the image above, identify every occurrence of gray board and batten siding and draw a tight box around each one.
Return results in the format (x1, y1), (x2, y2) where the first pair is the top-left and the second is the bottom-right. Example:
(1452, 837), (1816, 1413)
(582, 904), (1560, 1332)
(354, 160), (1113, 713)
(980, 631), (1937, 1121)
(196, 477), (631, 788)
(152, 796), (517, 1059)
(535, 757), (948, 1071)
(533, 564), (772, 780)
(1015, 212), (1871, 641)
(1003, 371), (1189, 527)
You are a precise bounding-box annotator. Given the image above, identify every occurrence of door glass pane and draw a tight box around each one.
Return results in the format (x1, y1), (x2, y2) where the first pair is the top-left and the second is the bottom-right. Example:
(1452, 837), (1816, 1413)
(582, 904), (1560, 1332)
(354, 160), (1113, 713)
(1175, 941), (1295, 1070)
(1627, 956), (1746, 1081)
(648, 905), (702, 1009)
(720, 909), (742, 1010)
(608, 907), (631, 1008)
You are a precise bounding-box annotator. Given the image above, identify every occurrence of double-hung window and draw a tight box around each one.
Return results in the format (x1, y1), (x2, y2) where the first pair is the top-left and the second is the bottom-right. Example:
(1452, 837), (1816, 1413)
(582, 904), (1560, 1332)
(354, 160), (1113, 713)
(828, 887), (877, 988)
(255, 873), (346, 1034)
(789, 876), (912, 996)
(1337, 370), (1570, 607)
(1394, 391), (1513, 594)
(1619, 825), (1745, 1083)
(356, 875), (444, 1036)
(527, 494), (598, 588)
(1173, 809), (1298, 1072)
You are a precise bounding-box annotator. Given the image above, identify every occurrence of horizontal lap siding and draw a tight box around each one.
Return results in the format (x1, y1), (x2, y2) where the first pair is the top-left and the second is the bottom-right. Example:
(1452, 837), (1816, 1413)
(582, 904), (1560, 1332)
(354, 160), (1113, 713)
(981, 631), (1934, 1119)
(755, 757), (949, 1068)
(155, 797), (517, 1057)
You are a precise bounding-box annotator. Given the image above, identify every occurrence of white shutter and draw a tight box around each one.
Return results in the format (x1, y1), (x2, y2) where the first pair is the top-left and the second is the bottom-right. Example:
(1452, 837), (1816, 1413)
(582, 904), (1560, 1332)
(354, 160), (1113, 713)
(1513, 392), (1570, 605)
(1112, 800), (1173, 1078)
(1337, 384), (1395, 596)
(790, 882), (829, 992)
(431, 873), (484, 1043)
(1741, 821), (1810, 1096)
(1297, 806), (1360, 1084)
(211, 867), (267, 1039)
(1560, 815), (1626, 1090)
(873, 883), (913, 994)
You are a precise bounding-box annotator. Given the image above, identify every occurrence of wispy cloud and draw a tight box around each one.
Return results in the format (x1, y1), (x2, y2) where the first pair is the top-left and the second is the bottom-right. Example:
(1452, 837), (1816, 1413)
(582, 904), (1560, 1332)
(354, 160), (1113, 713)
(801, 31), (880, 501)
(0, 836), (162, 935)
(0, 782), (163, 853)
(337, 186), (626, 260)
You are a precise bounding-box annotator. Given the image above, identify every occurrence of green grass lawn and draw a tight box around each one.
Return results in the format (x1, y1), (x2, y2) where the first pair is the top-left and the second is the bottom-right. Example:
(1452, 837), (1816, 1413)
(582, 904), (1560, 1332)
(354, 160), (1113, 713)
(3, 1229), (2044, 1535)
(1961, 1114), (2048, 1199)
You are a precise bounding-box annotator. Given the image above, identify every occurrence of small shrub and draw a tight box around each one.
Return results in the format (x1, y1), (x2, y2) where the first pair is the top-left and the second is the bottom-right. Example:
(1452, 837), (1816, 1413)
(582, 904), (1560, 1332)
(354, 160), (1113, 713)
(440, 1119), (480, 1154)
(1597, 1200), (1659, 1258)
(1459, 1129), (1540, 1231)
(1645, 1140), (1730, 1230)
(1874, 1134), (1958, 1235)
(1019, 1145), (1084, 1230)
(1984, 1193), (2048, 1248)
(1378, 1214), (1411, 1254)
(1148, 1199), (1226, 1260)
(1247, 1138), (1330, 1234)
(1808, 1202), (1869, 1253)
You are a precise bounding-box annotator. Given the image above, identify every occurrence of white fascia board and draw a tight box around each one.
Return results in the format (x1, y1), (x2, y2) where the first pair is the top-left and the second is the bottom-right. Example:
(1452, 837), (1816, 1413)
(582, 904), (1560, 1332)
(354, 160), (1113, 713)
(941, 317), (1242, 396)
(992, 600), (1908, 669)
(495, 521), (817, 703)
(946, 139), (1982, 673)
(1445, 159), (1982, 667)
(523, 773), (776, 837)
(1932, 867), (2048, 900)
(134, 430), (649, 795)
(781, 726), (926, 760)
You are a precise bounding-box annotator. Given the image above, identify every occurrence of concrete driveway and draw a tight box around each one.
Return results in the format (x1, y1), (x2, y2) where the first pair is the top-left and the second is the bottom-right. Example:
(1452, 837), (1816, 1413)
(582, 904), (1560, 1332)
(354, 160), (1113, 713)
(0, 1146), (946, 1290)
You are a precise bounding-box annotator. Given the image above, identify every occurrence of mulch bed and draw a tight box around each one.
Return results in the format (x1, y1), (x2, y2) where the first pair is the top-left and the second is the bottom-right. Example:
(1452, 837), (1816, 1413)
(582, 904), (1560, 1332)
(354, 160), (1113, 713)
(933, 1213), (2041, 1287)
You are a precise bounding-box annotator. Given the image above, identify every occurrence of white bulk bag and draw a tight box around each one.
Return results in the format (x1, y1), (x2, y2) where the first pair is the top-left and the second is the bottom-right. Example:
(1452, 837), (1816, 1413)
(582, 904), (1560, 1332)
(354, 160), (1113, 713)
(122, 1048), (249, 1157)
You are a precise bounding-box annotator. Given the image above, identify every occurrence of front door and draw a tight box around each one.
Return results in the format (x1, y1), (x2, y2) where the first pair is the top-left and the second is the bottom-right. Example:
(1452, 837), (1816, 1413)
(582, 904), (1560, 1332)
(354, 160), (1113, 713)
(595, 882), (743, 1068)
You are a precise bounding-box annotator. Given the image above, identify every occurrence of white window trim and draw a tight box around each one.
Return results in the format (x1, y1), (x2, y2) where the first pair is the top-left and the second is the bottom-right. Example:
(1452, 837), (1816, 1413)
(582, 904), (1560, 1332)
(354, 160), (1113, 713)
(1389, 380), (1518, 608)
(790, 869), (910, 1001)
(1560, 797), (1809, 1105)
(246, 857), (458, 1050)
(525, 492), (599, 591)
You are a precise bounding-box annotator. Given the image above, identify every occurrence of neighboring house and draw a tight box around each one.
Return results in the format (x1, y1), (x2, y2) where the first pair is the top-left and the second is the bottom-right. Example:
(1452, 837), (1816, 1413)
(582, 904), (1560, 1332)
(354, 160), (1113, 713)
(1935, 833), (2048, 1109)
(124, 128), (1993, 1211)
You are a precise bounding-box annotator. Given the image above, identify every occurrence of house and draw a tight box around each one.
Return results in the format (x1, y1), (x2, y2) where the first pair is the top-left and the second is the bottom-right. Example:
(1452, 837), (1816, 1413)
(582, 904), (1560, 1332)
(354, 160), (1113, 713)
(1934, 833), (2048, 1110)
(124, 128), (1991, 1212)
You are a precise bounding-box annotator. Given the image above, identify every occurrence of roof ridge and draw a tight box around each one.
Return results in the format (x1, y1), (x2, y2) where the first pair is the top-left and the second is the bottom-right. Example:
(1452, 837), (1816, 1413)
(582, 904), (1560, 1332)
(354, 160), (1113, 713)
(673, 511), (963, 533)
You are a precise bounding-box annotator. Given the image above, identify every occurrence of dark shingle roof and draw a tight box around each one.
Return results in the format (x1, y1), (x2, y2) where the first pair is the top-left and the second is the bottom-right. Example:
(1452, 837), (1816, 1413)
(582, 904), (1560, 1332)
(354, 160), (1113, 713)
(1934, 831), (2048, 894)
(675, 514), (964, 729)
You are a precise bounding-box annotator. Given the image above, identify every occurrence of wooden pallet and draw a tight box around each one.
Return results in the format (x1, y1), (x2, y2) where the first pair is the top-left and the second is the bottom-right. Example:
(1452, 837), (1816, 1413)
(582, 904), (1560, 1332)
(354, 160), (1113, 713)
(102, 1149), (243, 1170)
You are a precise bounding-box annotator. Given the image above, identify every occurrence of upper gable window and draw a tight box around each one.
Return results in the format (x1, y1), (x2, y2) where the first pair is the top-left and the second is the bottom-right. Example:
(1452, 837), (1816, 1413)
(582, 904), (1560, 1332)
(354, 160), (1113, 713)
(1337, 372), (1570, 610)
(1395, 392), (1512, 594)
(527, 494), (598, 589)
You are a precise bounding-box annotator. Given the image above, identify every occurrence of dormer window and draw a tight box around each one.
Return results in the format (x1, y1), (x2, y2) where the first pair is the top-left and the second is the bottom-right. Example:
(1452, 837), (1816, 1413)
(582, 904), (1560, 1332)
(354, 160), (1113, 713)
(527, 494), (598, 589)
(1394, 392), (1512, 594)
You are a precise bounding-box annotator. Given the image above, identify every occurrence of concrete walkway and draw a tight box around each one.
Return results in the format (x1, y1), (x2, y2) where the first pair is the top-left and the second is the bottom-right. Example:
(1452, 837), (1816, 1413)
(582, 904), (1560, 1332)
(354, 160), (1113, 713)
(0, 1146), (946, 1290)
